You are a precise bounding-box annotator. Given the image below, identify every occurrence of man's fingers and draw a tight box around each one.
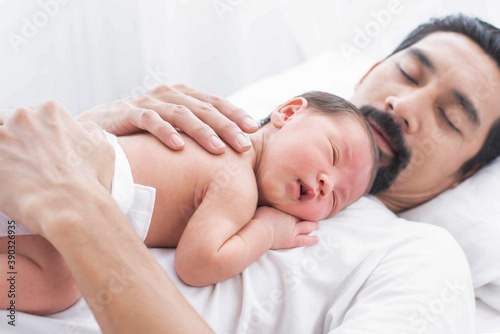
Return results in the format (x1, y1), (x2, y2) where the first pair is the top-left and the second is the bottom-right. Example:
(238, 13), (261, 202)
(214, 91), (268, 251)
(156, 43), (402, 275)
(122, 107), (187, 151)
(172, 95), (252, 153)
(127, 106), (228, 154)
(94, 83), (257, 154)
(172, 84), (258, 152)
(174, 84), (258, 131)
(0, 108), (16, 125)
(0, 106), (39, 127)
(161, 104), (232, 154)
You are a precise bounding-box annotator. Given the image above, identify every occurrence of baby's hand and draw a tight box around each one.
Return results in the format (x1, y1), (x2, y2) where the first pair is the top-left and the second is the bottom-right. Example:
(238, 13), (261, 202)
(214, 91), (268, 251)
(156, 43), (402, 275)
(254, 207), (320, 250)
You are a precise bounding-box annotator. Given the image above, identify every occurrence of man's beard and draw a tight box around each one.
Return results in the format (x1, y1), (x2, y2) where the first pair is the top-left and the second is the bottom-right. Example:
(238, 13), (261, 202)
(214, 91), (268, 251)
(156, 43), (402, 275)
(360, 106), (412, 194)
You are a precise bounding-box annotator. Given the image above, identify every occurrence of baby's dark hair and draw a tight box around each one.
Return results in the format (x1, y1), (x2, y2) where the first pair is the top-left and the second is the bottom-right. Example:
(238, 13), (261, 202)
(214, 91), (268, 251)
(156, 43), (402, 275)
(261, 91), (379, 194)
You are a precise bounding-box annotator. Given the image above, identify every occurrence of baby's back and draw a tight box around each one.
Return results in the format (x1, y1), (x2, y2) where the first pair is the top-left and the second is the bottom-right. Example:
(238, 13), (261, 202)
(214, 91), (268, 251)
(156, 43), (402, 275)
(118, 133), (257, 247)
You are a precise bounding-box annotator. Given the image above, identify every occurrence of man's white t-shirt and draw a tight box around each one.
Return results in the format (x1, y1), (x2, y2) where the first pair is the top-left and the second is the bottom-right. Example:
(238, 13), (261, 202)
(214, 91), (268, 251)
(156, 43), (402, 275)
(0, 136), (475, 334)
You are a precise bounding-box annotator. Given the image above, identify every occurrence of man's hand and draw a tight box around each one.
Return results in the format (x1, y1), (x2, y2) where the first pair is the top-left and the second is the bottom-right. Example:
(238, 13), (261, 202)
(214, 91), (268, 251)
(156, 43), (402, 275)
(77, 84), (259, 154)
(253, 206), (320, 250)
(0, 101), (114, 234)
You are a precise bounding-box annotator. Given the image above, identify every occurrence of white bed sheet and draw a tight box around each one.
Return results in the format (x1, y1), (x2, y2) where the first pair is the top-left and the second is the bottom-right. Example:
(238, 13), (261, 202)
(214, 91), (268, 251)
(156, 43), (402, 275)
(0, 197), (476, 333)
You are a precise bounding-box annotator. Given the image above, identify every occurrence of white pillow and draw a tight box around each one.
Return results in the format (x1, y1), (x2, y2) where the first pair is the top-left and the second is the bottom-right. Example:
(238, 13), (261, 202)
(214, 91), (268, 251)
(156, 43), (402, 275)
(228, 49), (500, 314)
(228, 49), (375, 121)
(399, 156), (500, 312)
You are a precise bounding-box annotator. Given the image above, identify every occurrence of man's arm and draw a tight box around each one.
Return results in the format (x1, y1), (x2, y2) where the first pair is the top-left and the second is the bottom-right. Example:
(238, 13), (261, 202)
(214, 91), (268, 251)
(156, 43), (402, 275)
(0, 102), (213, 334)
(77, 84), (259, 154)
(47, 187), (213, 334)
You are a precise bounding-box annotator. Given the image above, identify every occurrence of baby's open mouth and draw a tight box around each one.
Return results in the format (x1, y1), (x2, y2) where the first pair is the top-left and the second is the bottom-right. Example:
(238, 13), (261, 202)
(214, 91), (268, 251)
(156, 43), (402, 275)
(298, 180), (315, 201)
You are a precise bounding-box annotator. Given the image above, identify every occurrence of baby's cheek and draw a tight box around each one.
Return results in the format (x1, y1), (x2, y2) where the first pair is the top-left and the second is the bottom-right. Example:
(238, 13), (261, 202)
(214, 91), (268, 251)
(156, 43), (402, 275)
(298, 204), (327, 222)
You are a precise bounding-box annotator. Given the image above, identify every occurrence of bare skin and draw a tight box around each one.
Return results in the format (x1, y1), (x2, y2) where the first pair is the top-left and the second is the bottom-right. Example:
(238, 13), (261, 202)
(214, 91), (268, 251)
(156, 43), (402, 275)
(350, 32), (500, 211)
(77, 84), (259, 154)
(0, 102), (213, 334)
(4, 27), (499, 333)
(0, 97), (374, 314)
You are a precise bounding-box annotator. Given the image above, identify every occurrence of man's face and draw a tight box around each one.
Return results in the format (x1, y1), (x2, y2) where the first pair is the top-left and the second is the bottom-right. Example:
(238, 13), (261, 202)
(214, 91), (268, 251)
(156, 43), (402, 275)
(350, 32), (500, 211)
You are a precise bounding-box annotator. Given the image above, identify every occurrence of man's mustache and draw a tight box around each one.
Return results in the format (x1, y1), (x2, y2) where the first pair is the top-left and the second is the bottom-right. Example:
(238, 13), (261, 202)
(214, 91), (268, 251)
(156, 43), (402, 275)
(360, 105), (412, 193)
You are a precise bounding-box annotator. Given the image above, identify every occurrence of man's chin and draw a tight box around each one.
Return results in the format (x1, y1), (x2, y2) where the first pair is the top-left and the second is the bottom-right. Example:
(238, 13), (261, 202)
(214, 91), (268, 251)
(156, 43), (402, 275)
(369, 154), (403, 194)
(378, 150), (395, 167)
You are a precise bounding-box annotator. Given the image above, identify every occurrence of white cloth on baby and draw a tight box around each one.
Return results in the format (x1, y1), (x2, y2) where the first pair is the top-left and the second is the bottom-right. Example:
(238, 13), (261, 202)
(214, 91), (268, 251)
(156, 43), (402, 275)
(0, 132), (155, 242)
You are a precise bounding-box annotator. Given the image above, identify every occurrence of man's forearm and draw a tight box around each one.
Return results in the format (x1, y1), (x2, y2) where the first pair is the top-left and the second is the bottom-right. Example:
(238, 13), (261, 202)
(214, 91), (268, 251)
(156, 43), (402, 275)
(41, 187), (213, 334)
(0, 102), (211, 332)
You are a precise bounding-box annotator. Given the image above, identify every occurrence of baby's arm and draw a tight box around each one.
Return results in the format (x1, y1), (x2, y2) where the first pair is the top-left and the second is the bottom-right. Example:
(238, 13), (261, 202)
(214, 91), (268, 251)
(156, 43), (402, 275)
(174, 186), (319, 287)
(255, 206), (320, 250)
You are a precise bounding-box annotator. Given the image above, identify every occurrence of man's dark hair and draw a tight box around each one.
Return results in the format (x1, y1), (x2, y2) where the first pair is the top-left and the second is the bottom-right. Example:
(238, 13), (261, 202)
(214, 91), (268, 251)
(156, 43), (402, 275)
(388, 14), (500, 178)
(260, 91), (379, 194)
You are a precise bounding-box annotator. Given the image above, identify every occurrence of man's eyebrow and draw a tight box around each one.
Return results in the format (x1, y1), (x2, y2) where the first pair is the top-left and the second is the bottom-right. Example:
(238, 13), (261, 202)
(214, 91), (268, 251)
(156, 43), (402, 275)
(452, 89), (480, 126)
(407, 47), (480, 127)
(408, 47), (435, 72)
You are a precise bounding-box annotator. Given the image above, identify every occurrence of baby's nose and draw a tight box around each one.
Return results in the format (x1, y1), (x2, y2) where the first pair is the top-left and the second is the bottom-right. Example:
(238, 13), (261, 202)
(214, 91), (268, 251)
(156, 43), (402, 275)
(318, 173), (333, 199)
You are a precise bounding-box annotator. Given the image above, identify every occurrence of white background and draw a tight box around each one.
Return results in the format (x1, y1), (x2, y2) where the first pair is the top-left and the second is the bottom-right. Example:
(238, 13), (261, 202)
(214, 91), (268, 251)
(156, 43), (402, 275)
(0, 0), (499, 115)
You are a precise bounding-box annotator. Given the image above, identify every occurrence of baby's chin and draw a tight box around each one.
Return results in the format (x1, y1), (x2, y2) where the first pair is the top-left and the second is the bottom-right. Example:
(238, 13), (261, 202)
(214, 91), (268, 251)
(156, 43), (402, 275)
(272, 201), (327, 221)
(292, 210), (326, 222)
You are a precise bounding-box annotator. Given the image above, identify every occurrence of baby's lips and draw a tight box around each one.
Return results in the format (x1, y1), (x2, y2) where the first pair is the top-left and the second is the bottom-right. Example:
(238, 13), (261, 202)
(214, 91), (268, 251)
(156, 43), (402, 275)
(298, 181), (316, 202)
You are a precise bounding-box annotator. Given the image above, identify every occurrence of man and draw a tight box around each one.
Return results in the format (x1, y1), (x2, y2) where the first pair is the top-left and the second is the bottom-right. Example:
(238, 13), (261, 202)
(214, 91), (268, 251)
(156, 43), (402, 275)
(1, 14), (498, 333)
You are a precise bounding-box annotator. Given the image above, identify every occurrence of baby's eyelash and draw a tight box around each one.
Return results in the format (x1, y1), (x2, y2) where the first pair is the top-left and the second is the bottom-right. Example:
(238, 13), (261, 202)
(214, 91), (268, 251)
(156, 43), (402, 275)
(331, 191), (337, 214)
(331, 145), (338, 165)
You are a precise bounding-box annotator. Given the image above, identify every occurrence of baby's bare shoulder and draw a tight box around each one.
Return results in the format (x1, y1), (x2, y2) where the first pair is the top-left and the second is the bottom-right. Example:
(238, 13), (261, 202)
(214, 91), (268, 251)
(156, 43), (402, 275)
(200, 147), (259, 219)
(207, 150), (257, 197)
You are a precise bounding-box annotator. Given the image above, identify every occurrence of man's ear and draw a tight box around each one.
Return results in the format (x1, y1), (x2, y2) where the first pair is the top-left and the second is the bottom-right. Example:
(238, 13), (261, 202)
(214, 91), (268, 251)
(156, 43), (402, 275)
(270, 97), (308, 128)
(354, 62), (381, 91)
(450, 163), (485, 189)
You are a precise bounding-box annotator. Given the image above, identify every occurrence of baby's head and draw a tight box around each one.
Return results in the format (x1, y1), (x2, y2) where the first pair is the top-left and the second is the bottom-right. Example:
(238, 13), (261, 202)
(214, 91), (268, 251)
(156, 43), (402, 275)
(256, 91), (378, 221)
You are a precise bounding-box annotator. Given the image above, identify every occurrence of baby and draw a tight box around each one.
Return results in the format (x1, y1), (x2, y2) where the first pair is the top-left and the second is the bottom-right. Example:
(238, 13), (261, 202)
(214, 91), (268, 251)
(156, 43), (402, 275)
(0, 91), (377, 315)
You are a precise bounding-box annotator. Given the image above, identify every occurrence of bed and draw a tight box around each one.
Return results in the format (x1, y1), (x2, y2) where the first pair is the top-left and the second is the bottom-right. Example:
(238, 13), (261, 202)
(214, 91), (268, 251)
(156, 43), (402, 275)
(228, 50), (500, 332)
(0, 1), (499, 332)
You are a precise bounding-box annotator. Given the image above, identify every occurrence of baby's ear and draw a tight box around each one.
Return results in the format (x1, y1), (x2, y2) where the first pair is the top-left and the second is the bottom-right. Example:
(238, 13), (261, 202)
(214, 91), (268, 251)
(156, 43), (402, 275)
(270, 97), (308, 128)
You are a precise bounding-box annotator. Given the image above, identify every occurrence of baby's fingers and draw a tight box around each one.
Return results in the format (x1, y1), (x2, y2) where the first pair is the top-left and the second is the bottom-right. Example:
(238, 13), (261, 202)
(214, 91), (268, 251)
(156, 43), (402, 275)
(291, 235), (320, 248)
(295, 221), (320, 235)
(291, 221), (320, 247)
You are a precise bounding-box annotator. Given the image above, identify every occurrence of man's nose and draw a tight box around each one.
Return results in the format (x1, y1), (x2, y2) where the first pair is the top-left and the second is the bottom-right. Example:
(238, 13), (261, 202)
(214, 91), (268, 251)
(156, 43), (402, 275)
(384, 95), (422, 134)
(318, 172), (334, 199)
